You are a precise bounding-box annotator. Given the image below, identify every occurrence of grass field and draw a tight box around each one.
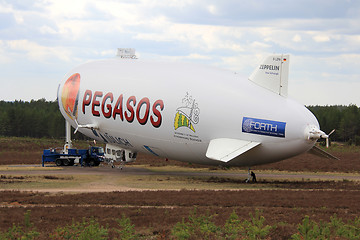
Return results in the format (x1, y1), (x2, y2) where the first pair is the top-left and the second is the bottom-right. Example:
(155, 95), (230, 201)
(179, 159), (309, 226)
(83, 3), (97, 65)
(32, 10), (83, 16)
(0, 137), (359, 239)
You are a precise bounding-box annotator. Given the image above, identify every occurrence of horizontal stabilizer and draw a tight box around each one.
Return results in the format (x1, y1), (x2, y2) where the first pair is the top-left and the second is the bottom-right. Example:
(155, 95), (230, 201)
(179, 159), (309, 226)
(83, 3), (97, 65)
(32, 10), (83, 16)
(249, 54), (289, 97)
(206, 138), (260, 162)
(308, 145), (339, 160)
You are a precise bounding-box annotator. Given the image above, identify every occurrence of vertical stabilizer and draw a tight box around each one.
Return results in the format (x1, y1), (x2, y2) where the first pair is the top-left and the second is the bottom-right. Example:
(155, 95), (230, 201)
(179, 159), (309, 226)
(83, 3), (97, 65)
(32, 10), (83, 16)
(249, 54), (289, 97)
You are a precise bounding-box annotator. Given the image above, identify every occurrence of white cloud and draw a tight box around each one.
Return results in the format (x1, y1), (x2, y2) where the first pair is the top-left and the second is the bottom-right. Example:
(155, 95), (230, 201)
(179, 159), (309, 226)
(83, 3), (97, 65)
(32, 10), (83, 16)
(0, 0), (359, 106)
(290, 80), (360, 106)
(39, 25), (57, 35)
(6, 39), (72, 62)
(207, 5), (218, 15)
(313, 35), (331, 42)
(292, 34), (302, 42)
(0, 40), (12, 63)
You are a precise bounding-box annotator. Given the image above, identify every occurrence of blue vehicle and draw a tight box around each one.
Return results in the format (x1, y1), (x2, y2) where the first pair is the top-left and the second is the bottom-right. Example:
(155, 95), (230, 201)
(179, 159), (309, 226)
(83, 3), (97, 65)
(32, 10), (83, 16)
(42, 146), (105, 167)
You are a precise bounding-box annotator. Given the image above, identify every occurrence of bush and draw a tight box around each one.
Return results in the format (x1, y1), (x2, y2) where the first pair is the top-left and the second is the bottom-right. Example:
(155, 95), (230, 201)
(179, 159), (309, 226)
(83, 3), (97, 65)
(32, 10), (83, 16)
(243, 210), (273, 239)
(114, 214), (138, 240)
(0, 210), (39, 240)
(291, 214), (360, 240)
(171, 208), (220, 239)
(50, 218), (108, 240)
(354, 136), (360, 146)
(223, 210), (245, 239)
(171, 208), (273, 240)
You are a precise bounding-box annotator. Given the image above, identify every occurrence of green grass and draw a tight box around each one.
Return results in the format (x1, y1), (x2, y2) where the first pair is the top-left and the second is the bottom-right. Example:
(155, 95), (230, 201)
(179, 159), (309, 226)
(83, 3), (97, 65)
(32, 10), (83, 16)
(324, 142), (360, 153)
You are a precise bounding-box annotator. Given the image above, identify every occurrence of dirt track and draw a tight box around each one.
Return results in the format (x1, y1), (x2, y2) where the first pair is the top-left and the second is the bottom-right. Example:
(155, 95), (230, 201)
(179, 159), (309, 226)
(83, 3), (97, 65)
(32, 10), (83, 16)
(0, 163), (359, 193)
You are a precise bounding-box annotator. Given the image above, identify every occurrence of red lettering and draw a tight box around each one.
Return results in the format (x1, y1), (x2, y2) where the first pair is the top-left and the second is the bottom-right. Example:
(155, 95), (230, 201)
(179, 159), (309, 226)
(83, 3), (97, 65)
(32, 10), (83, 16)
(125, 96), (136, 123)
(136, 97), (150, 125)
(150, 100), (164, 128)
(82, 90), (92, 114)
(83, 89), (163, 128)
(112, 94), (124, 121)
(92, 91), (103, 117)
(101, 92), (113, 118)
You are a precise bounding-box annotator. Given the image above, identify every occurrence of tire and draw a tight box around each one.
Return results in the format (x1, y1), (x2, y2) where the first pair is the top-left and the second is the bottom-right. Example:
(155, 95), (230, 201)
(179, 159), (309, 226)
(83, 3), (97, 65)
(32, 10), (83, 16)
(63, 158), (70, 166)
(89, 159), (95, 167)
(55, 159), (63, 166)
(69, 159), (75, 166)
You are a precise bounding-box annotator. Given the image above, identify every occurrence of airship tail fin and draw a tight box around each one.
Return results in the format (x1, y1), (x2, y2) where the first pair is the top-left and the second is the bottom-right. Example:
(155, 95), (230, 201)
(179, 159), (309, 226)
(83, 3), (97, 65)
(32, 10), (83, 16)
(249, 54), (289, 97)
(206, 138), (260, 162)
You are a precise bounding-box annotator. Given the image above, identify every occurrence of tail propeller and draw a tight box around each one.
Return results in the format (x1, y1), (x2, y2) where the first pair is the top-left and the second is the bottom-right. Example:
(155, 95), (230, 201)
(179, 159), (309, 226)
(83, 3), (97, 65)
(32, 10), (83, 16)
(325, 129), (335, 148)
(308, 127), (335, 148)
(307, 126), (339, 160)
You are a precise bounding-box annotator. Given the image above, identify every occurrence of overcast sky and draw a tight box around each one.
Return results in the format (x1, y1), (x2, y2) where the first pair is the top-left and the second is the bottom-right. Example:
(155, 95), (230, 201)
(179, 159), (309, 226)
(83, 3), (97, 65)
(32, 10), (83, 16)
(1, 0), (359, 106)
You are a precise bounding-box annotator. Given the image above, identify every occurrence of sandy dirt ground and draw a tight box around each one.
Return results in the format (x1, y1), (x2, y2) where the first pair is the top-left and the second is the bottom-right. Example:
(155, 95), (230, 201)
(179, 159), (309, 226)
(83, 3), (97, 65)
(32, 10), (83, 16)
(1, 164), (359, 192)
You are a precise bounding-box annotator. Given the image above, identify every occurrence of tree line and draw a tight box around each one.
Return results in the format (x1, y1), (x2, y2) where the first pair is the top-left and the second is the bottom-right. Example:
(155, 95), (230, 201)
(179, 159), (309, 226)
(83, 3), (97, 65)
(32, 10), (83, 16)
(0, 99), (72, 139)
(308, 105), (360, 144)
(0, 99), (359, 144)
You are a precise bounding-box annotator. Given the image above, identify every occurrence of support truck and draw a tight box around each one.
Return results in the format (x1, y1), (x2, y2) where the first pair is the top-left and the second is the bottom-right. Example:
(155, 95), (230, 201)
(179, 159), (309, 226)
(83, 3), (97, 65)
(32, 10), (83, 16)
(42, 121), (104, 167)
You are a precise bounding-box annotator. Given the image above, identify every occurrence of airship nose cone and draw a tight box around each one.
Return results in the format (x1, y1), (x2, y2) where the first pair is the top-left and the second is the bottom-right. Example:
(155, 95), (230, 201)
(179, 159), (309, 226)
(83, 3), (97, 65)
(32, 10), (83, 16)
(58, 73), (81, 120)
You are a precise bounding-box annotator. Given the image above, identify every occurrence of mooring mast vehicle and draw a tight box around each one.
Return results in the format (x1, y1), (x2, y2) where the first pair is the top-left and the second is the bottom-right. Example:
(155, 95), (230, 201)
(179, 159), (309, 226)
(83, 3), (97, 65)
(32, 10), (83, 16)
(42, 121), (105, 167)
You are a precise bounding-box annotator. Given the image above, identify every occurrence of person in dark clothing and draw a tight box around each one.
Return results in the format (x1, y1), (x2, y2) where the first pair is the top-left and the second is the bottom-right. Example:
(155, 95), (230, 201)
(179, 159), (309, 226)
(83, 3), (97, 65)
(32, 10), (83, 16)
(251, 171), (257, 182)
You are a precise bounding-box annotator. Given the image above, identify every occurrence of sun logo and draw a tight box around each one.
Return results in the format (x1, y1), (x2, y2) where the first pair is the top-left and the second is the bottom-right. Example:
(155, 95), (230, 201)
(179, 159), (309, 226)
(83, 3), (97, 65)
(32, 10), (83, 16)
(174, 92), (200, 132)
(61, 73), (81, 120)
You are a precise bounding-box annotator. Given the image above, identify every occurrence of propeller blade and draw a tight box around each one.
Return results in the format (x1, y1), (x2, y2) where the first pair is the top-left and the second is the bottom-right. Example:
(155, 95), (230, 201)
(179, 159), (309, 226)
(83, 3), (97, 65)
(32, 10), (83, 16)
(326, 129), (335, 148)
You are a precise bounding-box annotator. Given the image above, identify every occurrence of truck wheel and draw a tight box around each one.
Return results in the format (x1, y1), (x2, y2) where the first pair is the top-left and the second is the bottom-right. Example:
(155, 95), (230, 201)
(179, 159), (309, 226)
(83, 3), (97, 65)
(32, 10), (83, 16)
(89, 159), (95, 167)
(63, 158), (70, 166)
(69, 159), (75, 166)
(55, 159), (63, 166)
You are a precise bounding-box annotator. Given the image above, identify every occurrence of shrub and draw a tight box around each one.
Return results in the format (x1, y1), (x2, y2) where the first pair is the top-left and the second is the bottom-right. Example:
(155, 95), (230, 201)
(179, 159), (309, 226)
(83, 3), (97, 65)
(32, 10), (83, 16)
(222, 210), (245, 239)
(50, 217), (108, 240)
(0, 210), (39, 240)
(243, 209), (273, 240)
(291, 214), (360, 240)
(114, 214), (138, 240)
(171, 208), (220, 239)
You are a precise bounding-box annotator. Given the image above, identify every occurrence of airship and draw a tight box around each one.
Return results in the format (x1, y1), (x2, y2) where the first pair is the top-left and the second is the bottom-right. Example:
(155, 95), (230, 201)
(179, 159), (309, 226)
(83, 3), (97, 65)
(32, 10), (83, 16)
(58, 48), (337, 173)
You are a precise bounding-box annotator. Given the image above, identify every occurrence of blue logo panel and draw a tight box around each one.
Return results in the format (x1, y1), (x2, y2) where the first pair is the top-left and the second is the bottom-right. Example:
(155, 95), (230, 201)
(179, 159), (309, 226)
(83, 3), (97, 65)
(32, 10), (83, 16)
(242, 117), (286, 138)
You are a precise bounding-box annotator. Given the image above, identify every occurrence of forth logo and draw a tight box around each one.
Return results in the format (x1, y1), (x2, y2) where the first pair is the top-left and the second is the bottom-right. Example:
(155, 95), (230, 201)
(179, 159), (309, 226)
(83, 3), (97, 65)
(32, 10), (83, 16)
(242, 117), (286, 138)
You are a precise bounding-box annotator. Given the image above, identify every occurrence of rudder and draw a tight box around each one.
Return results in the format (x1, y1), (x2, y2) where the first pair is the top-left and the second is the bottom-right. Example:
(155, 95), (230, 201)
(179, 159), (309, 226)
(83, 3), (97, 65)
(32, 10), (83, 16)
(248, 54), (289, 97)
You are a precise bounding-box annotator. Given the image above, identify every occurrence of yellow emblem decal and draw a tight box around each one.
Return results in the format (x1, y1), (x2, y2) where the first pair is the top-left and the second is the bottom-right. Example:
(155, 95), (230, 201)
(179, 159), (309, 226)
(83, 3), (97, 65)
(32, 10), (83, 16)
(174, 93), (200, 132)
